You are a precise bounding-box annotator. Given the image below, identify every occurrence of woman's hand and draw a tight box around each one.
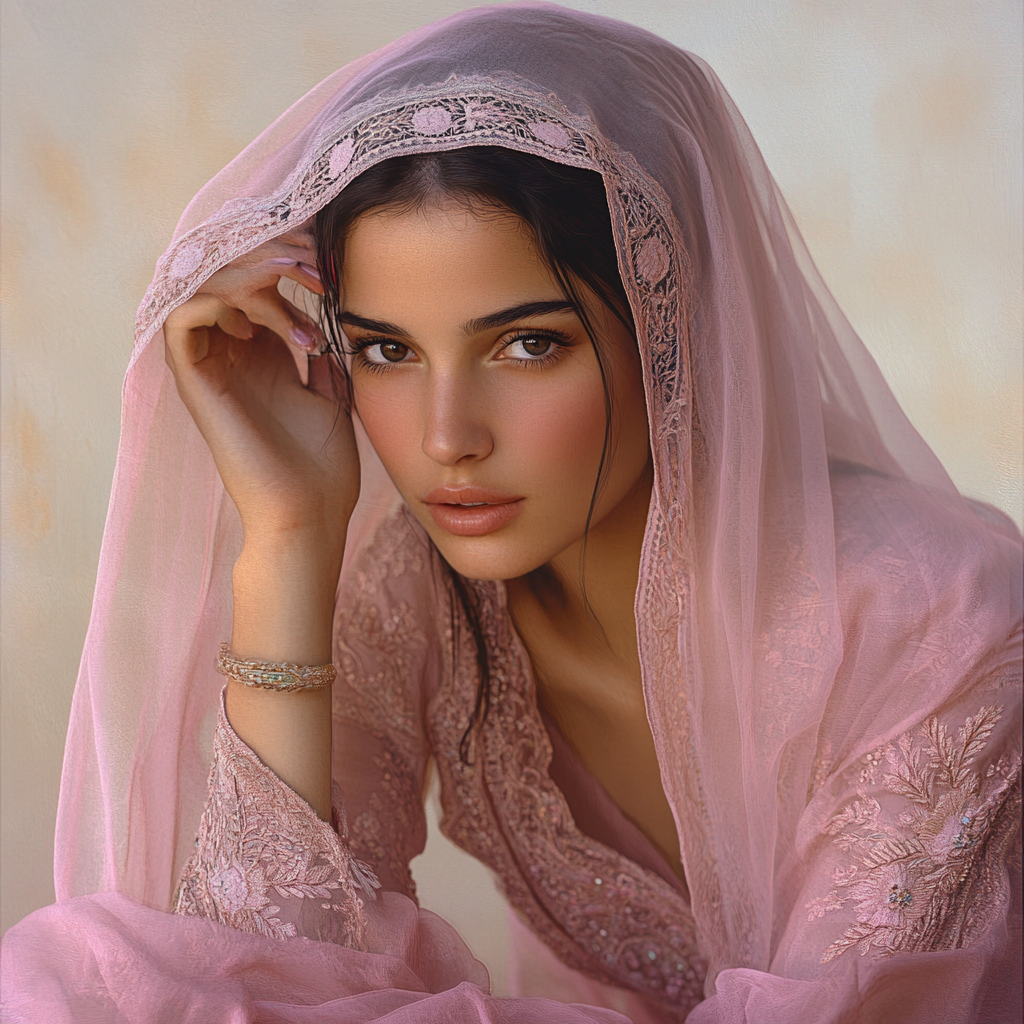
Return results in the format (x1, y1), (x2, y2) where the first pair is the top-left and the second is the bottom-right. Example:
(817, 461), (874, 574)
(163, 233), (356, 819)
(163, 233), (359, 553)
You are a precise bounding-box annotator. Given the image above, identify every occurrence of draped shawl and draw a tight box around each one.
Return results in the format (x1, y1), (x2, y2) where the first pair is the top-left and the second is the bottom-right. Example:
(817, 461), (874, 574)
(4, 5), (1019, 1022)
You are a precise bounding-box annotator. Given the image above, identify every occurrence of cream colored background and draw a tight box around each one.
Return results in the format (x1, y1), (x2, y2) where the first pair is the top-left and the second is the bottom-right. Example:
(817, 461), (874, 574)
(2, 0), (1020, 991)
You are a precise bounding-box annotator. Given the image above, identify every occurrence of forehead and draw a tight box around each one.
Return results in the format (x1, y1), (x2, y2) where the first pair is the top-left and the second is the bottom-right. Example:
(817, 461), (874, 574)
(341, 202), (562, 311)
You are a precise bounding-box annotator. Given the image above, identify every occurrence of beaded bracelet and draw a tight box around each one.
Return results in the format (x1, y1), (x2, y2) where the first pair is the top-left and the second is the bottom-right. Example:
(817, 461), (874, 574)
(215, 643), (337, 692)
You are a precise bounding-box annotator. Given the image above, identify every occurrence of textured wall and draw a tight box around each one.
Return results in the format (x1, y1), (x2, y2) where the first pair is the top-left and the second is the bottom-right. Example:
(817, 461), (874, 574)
(2, 0), (1020, 990)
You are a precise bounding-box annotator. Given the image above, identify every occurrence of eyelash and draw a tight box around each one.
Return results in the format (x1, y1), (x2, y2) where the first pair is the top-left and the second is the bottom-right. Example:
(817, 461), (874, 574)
(347, 329), (573, 374)
(499, 329), (572, 367)
(346, 337), (410, 375)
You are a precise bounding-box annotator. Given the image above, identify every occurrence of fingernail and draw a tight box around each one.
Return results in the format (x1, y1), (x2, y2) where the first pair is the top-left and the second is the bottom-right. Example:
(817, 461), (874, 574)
(290, 324), (318, 350)
(300, 263), (321, 281)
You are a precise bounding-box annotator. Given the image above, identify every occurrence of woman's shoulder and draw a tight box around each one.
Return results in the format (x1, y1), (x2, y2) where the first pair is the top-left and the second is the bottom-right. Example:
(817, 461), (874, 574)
(829, 460), (1022, 626)
(825, 462), (1021, 737)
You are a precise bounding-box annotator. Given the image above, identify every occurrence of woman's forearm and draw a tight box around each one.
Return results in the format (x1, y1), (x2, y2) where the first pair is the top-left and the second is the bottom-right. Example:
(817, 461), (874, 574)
(225, 530), (344, 821)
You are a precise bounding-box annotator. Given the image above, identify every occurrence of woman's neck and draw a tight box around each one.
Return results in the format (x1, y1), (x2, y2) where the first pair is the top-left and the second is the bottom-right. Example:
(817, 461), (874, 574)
(505, 461), (687, 882)
(507, 460), (653, 690)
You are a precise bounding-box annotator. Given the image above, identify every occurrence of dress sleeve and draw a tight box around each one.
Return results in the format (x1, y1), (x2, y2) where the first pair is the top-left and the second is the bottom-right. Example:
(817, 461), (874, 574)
(26, 685), (627, 1022)
(689, 659), (1022, 1024)
(172, 691), (380, 947)
(173, 511), (438, 942)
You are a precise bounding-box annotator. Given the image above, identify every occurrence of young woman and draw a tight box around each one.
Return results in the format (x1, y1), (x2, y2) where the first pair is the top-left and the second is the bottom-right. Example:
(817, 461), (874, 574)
(5, 5), (1020, 1022)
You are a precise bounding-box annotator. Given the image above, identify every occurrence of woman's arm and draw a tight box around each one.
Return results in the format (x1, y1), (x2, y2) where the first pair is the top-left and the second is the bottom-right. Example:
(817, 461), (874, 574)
(173, 508), (438, 947)
(162, 241), (359, 822)
(689, 655), (1021, 1024)
(226, 534), (340, 821)
(162, 246), (441, 942)
(161, 249), (388, 938)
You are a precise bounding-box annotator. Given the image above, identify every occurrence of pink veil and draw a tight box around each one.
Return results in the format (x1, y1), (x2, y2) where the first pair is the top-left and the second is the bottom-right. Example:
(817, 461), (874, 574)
(20, 2), (1020, 1019)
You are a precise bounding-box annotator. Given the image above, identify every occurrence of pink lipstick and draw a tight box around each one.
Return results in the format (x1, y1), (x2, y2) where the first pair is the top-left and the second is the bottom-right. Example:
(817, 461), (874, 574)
(421, 486), (525, 537)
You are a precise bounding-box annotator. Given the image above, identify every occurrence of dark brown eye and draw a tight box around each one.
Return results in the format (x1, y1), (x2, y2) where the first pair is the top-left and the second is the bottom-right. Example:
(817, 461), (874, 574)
(365, 340), (410, 364)
(380, 342), (408, 362)
(511, 335), (553, 358)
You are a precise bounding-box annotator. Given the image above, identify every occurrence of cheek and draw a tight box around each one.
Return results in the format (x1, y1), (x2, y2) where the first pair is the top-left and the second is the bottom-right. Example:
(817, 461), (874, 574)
(352, 377), (421, 479)
(502, 376), (607, 496)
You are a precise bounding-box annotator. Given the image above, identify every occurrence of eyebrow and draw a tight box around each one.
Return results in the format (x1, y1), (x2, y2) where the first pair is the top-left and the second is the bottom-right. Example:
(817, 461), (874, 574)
(339, 300), (578, 338)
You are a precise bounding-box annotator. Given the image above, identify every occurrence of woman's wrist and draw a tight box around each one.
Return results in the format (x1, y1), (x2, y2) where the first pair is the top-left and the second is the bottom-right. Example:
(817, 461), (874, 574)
(224, 532), (342, 822)
(230, 530), (345, 665)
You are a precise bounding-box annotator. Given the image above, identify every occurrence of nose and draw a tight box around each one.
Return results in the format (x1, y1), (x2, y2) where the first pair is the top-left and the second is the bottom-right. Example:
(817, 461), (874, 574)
(420, 370), (493, 466)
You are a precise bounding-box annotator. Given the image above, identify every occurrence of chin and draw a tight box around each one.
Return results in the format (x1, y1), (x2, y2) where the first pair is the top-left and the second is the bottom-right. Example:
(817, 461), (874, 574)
(426, 531), (551, 583)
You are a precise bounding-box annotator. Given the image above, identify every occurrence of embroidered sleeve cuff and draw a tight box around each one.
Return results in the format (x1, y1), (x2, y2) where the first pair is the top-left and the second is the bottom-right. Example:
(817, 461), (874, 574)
(173, 689), (380, 946)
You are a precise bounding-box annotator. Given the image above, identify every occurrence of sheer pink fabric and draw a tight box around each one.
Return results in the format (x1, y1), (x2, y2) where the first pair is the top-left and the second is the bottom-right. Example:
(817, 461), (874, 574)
(2, 4), (1020, 1022)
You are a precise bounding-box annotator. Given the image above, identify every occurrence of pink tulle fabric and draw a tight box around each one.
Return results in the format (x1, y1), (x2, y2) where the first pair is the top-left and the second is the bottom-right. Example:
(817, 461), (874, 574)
(3, 4), (1021, 1022)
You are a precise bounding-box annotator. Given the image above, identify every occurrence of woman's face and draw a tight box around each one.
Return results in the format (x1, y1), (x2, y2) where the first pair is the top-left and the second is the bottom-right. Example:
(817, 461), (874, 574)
(341, 200), (650, 581)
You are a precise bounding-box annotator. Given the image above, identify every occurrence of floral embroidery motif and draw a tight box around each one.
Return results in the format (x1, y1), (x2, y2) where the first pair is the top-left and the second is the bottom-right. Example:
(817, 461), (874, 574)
(635, 236), (669, 285)
(328, 137), (355, 177)
(411, 105), (453, 135)
(169, 242), (205, 280)
(528, 120), (571, 149)
(174, 693), (376, 946)
(806, 705), (1021, 963)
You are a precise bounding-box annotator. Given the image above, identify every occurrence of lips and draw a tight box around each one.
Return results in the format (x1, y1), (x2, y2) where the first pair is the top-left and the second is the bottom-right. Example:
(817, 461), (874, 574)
(421, 486), (525, 537)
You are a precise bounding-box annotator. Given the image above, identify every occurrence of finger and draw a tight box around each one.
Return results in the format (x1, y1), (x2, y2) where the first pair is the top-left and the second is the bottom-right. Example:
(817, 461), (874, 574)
(244, 238), (319, 279)
(164, 295), (235, 367)
(241, 289), (324, 354)
(250, 238), (314, 266)
(164, 293), (234, 335)
(260, 258), (325, 296)
(295, 262), (323, 294)
(289, 343), (310, 388)
(215, 307), (255, 340)
(201, 239), (318, 299)
(165, 325), (207, 372)
(164, 297), (254, 372)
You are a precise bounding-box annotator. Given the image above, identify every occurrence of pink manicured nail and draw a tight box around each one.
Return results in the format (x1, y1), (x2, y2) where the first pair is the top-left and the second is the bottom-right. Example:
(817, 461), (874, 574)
(290, 324), (318, 350)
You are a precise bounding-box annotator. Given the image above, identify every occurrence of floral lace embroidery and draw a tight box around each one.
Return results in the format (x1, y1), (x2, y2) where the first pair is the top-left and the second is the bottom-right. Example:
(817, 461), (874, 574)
(137, 78), (619, 351)
(332, 510), (431, 897)
(806, 705), (1021, 963)
(174, 692), (377, 946)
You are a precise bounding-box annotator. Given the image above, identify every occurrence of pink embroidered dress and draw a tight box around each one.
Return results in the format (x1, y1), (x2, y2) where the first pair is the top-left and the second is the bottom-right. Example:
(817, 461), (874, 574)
(3, 6), (1020, 1023)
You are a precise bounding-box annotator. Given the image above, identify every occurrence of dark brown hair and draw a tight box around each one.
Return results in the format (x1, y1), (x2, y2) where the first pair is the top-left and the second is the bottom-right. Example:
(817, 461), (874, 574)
(313, 146), (633, 759)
